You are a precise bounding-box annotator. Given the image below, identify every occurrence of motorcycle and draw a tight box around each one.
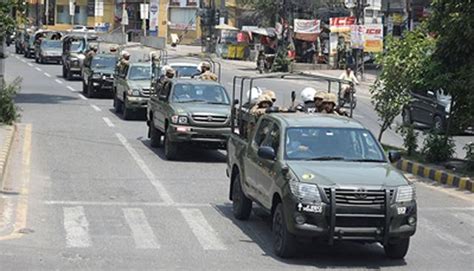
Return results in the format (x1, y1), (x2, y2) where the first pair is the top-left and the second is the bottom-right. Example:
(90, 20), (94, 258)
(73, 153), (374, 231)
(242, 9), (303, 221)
(339, 86), (357, 109)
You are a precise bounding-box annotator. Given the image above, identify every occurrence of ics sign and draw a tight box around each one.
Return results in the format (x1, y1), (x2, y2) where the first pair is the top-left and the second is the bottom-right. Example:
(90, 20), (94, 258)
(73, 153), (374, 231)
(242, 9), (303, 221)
(330, 16), (356, 32)
(364, 24), (384, 52)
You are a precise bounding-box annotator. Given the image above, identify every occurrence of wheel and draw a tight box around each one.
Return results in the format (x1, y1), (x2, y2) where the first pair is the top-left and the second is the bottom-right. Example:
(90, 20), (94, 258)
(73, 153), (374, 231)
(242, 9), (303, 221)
(351, 96), (357, 109)
(82, 80), (87, 93)
(35, 56), (39, 63)
(86, 81), (94, 98)
(272, 203), (297, 258)
(232, 172), (252, 220)
(66, 69), (72, 80)
(384, 238), (410, 259)
(433, 115), (444, 132)
(164, 129), (178, 160)
(39, 57), (44, 64)
(122, 97), (132, 120)
(113, 94), (123, 113)
(402, 108), (412, 125)
(149, 120), (162, 148)
(62, 66), (66, 78)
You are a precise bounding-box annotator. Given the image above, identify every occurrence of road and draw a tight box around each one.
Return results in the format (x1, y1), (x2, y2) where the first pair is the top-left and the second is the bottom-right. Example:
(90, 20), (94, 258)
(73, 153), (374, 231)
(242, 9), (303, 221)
(0, 48), (473, 270)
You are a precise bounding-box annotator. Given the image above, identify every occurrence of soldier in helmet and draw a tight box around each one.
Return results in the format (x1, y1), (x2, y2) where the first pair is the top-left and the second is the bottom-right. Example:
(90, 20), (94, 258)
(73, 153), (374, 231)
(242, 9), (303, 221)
(199, 62), (218, 81)
(314, 91), (326, 113)
(84, 44), (98, 67)
(117, 50), (131, 74)
(109, 45), (118, 54)
(297, 87), (317, 112)
(262, 89), (277, 104)
(154, 65), (175, 92)
(321, 93), (339, 115)
(250, 94), (274, 118)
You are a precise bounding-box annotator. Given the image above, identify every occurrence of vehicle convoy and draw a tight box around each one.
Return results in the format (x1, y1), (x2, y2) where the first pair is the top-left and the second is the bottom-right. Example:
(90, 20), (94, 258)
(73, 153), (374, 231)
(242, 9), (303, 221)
(62, 34), (97, 80)
(226, 74), (416, 259)
(23, 34), (35, 58)
(147, 79), (232, 160)
(82, 54), (118, 98)
(35, 39), (63, 64)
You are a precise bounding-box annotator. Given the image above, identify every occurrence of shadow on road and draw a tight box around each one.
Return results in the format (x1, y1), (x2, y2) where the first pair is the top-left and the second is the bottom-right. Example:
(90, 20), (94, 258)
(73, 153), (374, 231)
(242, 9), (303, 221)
(213, 203), (408, 269)
(138, 137), (227, 163)
(15, 93), (78, 104)
(108, 108), (147, 121)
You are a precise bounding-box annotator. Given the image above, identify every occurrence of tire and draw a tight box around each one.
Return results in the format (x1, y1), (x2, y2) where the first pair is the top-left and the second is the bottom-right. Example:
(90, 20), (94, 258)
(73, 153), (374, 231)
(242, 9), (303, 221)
(433, 115), (444, 132)
(272, 203), (297, 258)
(402, 108), (412, 125)
(66, 68), (72, 81)
(122, 97), (132, 120)
(35, 56), (39, 63)
(86, 81), (94, 98)
(351, 96), (357, 109)
(113, 94), (122, 113)
(62, 66), (66, 78)
(82, 80), (87, 93)
(149, 120), (162, 148)
(232, 173), (252, 220)
(384, 238), (410, 259)
(164, 129), (178, 160)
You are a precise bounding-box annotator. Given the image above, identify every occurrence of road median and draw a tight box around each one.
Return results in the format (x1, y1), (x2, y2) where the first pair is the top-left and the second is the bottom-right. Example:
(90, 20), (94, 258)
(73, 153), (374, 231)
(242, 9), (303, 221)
(396, 158), (473, 192)
(0, 124), (16, 187)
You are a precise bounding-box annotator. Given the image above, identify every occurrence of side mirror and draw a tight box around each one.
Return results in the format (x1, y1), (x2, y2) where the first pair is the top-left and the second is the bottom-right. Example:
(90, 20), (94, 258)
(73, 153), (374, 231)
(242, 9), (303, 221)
(233, 99), (239, 105)
(388, 151), (402, 163)
(258, 146), (276, 160)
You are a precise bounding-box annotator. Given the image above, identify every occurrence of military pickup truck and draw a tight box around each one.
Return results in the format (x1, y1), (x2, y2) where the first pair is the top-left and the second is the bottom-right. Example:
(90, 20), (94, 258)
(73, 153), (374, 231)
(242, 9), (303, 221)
(147, 79), (232, 160)
(82, 54), (117, 98)
(113, 62), (153, 120)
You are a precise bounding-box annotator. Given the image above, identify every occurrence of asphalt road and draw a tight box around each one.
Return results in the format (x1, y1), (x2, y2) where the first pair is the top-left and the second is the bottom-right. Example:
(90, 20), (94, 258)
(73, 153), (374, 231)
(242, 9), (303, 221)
(0, 48), (473, 270)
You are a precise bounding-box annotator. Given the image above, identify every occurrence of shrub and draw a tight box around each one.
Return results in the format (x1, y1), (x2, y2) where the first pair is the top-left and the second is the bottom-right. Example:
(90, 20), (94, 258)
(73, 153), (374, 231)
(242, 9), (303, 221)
(421, 131), (455, 163)
(0, 78), (21, 125)
(464, 143), (474, 171)
(397, 125), (419, 156)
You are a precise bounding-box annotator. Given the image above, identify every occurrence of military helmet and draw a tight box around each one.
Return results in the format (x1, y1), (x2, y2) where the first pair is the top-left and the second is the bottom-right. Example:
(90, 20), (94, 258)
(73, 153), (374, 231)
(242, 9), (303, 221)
(200, 62), (211, 71)
(262, 90), (276, 102)
(323, 93), (338, 105)
(121, 50), (130, 57)
(89, 44), (98, 51)
(109, 46), (118, 53)
(247, 87), (263, 103)
(300, 87), (317, 102)
(314, 91), (326, 100)
(257, 94), (273, 106)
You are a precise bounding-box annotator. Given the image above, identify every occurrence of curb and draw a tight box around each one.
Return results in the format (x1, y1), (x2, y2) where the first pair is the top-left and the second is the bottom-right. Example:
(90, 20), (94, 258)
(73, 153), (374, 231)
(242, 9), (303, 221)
(0, 125), (16, 185)
(396, 159), (473, 192)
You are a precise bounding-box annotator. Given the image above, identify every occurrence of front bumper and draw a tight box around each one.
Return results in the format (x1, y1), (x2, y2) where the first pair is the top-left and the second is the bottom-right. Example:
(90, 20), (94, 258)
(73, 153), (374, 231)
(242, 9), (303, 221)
(91, 79), (114, 92)
(126, 96), (149, 109)
(282, 192), (417, 244)
(42, 55), (62, 62)
(167, 124), (231, 148)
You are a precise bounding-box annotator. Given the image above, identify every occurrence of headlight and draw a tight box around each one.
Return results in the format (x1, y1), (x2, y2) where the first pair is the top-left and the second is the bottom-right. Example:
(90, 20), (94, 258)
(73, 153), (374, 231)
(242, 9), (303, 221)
(445, 103), (451, 113)
(289, 180), (321, 204)
(171, 115), (188, 124)
(396, 186), (416, 203)
(132, 89), (140, 96)
(92, 73), (101, 79)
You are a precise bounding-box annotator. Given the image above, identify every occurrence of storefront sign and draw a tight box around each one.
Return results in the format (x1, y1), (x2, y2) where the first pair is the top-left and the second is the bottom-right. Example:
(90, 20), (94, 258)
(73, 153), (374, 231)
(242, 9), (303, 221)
(330, 16), (356, 32)
(294, 19), (320, 34)
(170, 0), (199, 7)
(329, 32), (338, 56)
(95, 0), (104, 17)
(140, 4), (149, 19)
(149, 0), (158, 31)
(364, 24), (383, 52)
(69, 0), (75, 16)
(351, 25), (364, 49)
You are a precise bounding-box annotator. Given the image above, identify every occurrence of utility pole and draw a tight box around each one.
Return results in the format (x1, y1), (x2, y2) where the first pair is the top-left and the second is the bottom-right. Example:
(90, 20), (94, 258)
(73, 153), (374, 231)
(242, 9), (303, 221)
(354, 0), (366, 78)
(45, 0), (49, 25)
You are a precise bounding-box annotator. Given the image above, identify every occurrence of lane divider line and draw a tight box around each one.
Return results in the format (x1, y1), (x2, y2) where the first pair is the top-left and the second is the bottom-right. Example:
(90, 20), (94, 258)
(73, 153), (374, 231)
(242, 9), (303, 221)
(27, 63), (33, 67)
(20, 59), (26, 63)
(55, 79), (63, 84)
(67, 86), (76, 92)
(102, 117), (115, 127)
(44, 72), (51, 78)
(90, 105), (102, 112)
(35, 67), (42, 72)
(115, 133), (174, 204)
(77, 94), (88, 100)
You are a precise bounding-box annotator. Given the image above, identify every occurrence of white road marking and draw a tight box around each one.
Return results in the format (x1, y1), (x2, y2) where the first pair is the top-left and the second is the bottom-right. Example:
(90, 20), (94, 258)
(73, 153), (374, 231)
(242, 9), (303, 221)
(78, 94), (88, 100)
(44, 72), (51, 78)
(115, 133), (174, 204)
(179, 208), (226, 250)
(63, 206), (92, 248)
(27, 63), (33, 67)
(20, 59), (26, 63)
(67, 86), (76, 92)
(419, 217), (472, 253)
(452, 212), (474, 226)
(55, 79), (63, 84)
(102, 117), (115, 127)
(43, 200), (210, 207)
(35, 67), (42, 72)
(90, 104), (102, 112)
(123, 208), (160, 249)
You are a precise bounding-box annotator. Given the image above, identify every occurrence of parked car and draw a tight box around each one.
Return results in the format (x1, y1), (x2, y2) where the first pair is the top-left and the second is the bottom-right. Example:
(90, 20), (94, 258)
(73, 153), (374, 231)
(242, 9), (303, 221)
(403, 90), (451, 131)
(35, 39), (63, 64)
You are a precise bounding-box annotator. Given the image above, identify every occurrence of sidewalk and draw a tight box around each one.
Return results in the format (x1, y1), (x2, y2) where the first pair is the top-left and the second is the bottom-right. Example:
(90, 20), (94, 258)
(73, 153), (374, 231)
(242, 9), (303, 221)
(0, 125), (15, 184)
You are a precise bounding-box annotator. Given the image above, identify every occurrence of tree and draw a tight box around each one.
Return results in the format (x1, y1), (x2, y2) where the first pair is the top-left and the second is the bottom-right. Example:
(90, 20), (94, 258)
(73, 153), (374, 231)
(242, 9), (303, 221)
(427, 0), (474, 134)
(370, 27), (436, 141)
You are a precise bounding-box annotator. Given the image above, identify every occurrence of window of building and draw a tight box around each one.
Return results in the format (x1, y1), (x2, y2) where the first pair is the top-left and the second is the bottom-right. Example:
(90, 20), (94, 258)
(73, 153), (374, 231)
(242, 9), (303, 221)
(169, 7), (197, 30)
(56, 5), (87, 25)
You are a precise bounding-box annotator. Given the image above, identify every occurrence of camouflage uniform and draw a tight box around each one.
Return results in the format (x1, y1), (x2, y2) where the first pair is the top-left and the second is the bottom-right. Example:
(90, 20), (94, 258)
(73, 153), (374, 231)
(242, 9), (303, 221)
(199, 70), (218, 81)
(262, 90), (277, 103)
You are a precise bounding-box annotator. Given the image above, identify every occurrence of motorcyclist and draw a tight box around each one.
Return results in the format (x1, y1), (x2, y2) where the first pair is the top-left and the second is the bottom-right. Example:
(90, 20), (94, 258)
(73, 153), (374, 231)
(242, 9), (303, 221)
(339, 67), (359, 99)
(296, 87), (317, 112)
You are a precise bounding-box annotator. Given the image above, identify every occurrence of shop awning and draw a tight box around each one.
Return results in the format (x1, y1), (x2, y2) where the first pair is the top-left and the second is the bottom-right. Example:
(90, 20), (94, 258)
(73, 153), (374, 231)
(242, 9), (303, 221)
(215, 24), (239, 31)
(242, 26), (277, 37)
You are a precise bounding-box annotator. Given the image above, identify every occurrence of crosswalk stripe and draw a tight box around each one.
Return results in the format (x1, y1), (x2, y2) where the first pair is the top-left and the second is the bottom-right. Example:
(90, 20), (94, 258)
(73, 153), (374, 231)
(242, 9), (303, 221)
(63, 206), (91, 248)
(179, 208), (226, 250)
(123, 208), (160, 249)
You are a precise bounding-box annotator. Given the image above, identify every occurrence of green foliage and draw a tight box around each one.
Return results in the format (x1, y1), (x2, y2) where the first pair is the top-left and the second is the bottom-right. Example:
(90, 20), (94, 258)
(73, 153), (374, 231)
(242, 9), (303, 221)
(236, 0), (279, 26)
(0, 1), (26, 37)
(271, 48), (290, 72)
(464, 143), (474, 171)
(397, 125), (419, 156)
(427, 0), (474, 133)
(421, 131), (455, 163)
(370, 27), (436, 141)
(0, 78), (21, 125)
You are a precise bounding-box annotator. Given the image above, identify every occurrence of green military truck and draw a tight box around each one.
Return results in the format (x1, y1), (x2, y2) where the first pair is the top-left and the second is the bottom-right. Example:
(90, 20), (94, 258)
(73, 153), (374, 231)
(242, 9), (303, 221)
(147, 79), (232, 160)
(226, 74), (417, 259)
(82, 54), (118, 98)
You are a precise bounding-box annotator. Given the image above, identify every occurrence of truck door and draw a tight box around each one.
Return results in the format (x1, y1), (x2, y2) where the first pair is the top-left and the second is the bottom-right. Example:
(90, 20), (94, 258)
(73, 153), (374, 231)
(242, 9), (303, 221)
(257, 123), (281, 208)
(155, 82), (172, 131)
(244, 118), (272, 202)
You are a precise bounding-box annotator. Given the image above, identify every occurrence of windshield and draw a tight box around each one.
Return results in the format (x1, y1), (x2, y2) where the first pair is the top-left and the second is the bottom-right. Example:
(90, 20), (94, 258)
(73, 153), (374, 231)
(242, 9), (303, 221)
(171, 84), (230, 104)
(91, 56), (117, 70)
(128, 66), (152, 80)
(285, 127), (386, 161)
(172, 66), (200, 77)
(41, 40), (62, 49)
(70, 41), (83, 52)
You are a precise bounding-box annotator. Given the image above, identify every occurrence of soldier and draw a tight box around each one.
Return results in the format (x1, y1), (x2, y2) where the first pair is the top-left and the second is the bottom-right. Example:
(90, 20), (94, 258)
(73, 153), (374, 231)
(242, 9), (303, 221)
(84, 44), (98, 67)
(117, 51), (131, 74)
(297, 87), (317, 112)
(250, 94), (274, 118)
(155, 66), (175, 92)
(321, 93), (339, 115)
(314, 91), (326, 113)
(199, 62), (218, 81)
(262, 89), (277, 104)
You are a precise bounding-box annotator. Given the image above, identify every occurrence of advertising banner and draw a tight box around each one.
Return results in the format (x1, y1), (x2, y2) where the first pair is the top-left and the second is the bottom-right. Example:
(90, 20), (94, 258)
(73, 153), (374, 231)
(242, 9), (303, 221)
(330, 16), (356, 32)
(140, 4), (149, 20)
(364, 24), (383, 52)
(69, 0), (75, 16)
(294, 19), (320, 34)
(351, 25), (365, 49)
(149, 0), (159, 32)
